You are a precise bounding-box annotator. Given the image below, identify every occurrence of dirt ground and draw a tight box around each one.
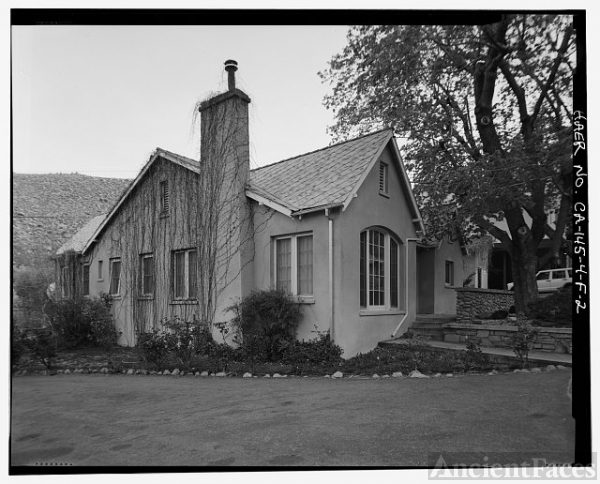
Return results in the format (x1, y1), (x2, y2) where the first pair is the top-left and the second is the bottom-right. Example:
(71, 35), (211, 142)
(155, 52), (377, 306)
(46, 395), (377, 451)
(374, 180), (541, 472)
(10, 370), (574, 468)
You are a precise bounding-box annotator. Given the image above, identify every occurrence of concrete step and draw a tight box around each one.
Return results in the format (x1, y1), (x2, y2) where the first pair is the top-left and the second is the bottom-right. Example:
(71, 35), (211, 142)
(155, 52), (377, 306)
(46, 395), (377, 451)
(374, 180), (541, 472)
(378, 338), (572, 367)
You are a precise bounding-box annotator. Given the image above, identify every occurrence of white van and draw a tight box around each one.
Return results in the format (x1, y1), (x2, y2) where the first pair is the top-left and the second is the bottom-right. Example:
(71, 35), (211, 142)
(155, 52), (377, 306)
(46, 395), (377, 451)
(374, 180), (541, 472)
(507, 268), (572, 293)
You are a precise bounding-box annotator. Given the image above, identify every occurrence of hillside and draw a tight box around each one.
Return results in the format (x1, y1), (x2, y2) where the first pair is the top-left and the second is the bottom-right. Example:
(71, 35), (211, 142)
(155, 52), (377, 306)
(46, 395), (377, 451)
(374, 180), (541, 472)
(12, 173), (131, 268)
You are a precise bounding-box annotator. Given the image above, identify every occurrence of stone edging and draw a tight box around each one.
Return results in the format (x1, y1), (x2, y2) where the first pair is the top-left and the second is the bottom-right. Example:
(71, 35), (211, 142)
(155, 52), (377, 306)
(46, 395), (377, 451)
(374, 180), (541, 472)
(12, 365), (570, 378)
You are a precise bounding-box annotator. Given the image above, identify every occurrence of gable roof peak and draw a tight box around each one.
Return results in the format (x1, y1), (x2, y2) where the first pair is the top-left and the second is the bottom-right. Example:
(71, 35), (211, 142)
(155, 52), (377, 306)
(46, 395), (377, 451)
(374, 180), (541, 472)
(250, 127), (394, 174)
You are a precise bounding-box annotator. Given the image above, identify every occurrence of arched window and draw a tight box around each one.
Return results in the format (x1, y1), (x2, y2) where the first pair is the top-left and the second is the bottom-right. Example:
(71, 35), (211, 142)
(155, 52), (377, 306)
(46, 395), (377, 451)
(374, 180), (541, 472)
(360, 228), (403, 311)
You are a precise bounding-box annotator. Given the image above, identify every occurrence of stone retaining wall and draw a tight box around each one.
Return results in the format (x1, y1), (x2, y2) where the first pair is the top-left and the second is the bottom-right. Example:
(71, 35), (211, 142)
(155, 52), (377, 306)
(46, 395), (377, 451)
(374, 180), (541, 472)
(455, 288), (514, 322)
(443, 323), (572, 354)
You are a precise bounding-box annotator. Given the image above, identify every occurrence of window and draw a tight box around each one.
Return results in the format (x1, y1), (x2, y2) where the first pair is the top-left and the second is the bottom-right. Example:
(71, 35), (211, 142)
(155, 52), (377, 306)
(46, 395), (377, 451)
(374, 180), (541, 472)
(445, 260), (454, 286)
(109, 258), (122, 295)
(536, 271), (550, 281)
(140, 254), (154, 296)
(172, 249), (197, 300)
(61, 266), (71, 299)
(552, 270), (566, 279)
(379, 161), (389, 195)
(273, 234), (313, 297)
(82, 264), (90, 296)
(477, 268), (483, 289)
(98, 260), (104, 281)
(360, 228), (402, 310)
(160, 180), (170, 216)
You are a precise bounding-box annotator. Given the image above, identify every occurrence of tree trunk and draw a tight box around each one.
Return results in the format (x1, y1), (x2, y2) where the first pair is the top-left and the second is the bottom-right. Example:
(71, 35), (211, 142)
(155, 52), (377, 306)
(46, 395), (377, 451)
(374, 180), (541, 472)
(509, 230), (539, 314)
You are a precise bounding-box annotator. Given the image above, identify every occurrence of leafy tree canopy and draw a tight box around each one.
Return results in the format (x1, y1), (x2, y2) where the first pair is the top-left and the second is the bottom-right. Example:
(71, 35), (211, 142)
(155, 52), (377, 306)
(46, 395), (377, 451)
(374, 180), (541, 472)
(320, 15), (575, 312)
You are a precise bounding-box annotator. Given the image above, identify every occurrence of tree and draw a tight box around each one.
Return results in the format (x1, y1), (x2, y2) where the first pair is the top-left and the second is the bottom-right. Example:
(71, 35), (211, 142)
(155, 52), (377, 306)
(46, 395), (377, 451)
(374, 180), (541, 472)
(320, 15), (575, 313)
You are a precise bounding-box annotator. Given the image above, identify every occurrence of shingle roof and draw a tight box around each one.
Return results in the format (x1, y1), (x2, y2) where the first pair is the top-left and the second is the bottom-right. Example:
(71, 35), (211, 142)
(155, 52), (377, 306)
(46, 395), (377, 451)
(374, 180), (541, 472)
(248, 129), (393, 212)
(56, 214), (106, 255)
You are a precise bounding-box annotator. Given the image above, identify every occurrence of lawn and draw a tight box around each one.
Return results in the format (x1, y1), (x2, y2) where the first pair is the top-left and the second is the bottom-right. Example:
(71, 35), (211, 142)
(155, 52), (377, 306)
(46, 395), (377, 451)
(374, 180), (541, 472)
(10, 369), (574, 468)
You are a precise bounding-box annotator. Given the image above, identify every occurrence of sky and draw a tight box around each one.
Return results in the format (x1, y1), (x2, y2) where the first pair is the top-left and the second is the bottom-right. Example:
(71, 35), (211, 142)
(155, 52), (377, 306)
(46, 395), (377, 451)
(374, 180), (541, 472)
(12, 24), (350, 179)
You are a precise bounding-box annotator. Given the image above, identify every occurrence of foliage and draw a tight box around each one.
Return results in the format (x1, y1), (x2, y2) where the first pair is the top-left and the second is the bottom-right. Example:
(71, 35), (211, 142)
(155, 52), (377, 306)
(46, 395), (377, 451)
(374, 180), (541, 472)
(23, 329), (58, 369)
(13, 261), (54, 328)
(162, 317), (215, 370)
(283, 327), (344, 374)
(460, 338), (489, 372)
(136, 329), (171, 370)
(320, 17), (575, 313)
(527, 286), (572, 326)
(511, 320), (539, 367)
(46, 295), (118, 349)
(227, 289), (301, 362)
(12, 326), (27, 367)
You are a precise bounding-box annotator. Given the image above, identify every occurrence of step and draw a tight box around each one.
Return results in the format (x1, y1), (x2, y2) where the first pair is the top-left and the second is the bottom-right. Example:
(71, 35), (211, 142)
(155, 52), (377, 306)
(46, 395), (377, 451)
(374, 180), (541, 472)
(378, 338), (572, 367)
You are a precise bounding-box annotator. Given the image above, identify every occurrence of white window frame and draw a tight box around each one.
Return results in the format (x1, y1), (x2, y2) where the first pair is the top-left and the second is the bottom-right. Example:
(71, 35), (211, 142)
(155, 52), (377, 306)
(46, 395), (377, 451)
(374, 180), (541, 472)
(140, 253), (155, 297)
(172, 249), (197, 301)
(273, 233), (314, 298)
(360, 228), (402, 312)
(109, 258), (122, 296)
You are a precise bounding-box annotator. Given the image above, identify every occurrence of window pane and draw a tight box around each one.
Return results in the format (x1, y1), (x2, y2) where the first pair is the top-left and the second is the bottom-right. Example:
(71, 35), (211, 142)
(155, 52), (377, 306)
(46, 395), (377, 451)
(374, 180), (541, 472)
(552, 270), (566, 279)
(368, 230), (385, 306)
(142, 256), (154, 295)
(188, 250), (197, 299)
(390, 239), (398, 308)
(110, 260), (121, 295)
(174, 252), (185, 298)
(276, 238), (291, 293)
(536, 272), (549, 280)
(360, 231), (366, 307)
(297, 236), (313, 295)
(83, 265), (90, 297)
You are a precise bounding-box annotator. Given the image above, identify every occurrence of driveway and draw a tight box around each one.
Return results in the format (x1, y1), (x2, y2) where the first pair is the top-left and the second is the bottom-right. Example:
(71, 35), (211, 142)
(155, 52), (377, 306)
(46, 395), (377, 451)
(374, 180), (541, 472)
(11, 370), (574, 467)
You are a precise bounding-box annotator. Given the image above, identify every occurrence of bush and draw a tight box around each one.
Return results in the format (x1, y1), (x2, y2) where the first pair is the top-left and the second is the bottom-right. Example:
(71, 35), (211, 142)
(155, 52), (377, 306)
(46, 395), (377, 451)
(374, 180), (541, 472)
(136, 329), (171, 370)
(23, 329), (58, 369)
(283, 327), (343, 374)
(46, 295), (118, 349)
(12, 326), (27, 367)
(162, 317), (215, 370)
(527, 287), (572, 326)
(460, 338), (489, 372)
(511, 320), (538, 368)
(228, 289), (301, 362)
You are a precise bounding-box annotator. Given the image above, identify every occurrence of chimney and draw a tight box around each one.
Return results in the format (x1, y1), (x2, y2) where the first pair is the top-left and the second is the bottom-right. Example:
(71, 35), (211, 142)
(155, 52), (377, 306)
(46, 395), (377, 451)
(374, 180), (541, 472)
(224, 59), (238, 91)
(197, 61), (254, 321)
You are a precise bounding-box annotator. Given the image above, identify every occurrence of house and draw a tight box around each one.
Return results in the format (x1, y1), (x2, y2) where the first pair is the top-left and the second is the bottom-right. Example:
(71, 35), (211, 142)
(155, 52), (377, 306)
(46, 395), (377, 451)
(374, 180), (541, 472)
(55, 60), (440, 357)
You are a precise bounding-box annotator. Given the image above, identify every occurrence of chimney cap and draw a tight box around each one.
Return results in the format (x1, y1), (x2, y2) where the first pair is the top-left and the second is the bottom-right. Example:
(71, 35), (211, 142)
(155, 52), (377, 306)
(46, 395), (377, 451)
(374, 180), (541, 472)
(224, 59), (238, 72)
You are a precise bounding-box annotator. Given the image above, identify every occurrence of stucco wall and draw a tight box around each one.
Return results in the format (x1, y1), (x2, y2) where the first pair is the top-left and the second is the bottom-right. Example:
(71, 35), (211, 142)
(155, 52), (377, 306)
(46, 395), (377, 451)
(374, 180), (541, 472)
(432, 237), (463, 315)
(87, 159), (203, 346)
(251, 143), (420, 358)
(252, 206), (332, 343)
(334, 144), (419, 357)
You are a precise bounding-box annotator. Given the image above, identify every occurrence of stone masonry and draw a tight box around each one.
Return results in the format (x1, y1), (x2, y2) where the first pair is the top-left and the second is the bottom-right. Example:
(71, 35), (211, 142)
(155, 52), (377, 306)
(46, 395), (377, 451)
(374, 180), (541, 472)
(455, 288), (514, 322)
(443, 323), (572, 354)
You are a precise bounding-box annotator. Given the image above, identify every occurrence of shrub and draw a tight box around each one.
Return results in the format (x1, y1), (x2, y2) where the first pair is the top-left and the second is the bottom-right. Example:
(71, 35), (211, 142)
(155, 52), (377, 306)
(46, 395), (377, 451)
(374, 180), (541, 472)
(460, 338), (489, 372)
(12, 326), (27, 367)
(162, 317), (215, 370)
(46, 295), (117, 349)
(527, 287), (572, 326)
(511, 320), (539, 368)
(227, 289), (301, 362)
(283, 327), (343, 374)
(136, 329), (171, 370)
(23, 329), (58, 369)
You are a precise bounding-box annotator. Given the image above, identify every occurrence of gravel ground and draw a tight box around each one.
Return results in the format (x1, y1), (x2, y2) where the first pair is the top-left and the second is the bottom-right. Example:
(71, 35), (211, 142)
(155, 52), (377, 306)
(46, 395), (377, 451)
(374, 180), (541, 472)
(10, 369), (574, 468)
